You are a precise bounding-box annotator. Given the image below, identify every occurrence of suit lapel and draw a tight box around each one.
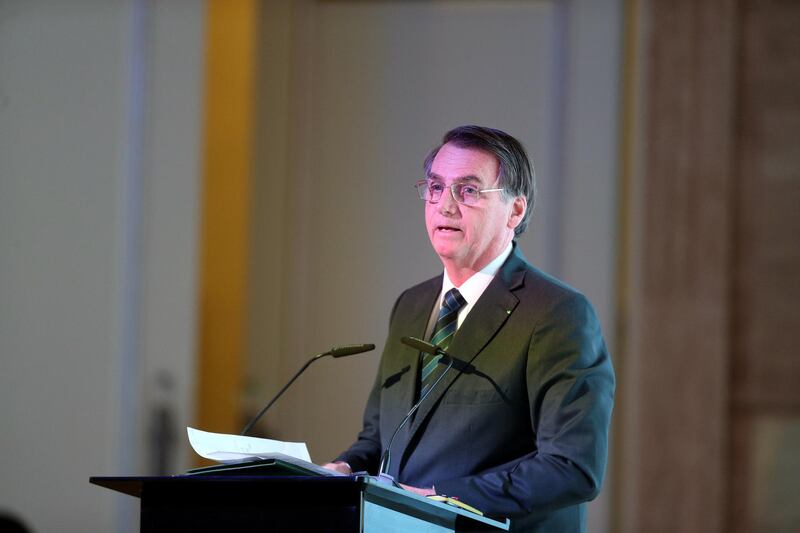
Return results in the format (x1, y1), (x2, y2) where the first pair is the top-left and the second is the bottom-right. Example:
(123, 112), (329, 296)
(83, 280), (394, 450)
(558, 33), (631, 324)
(398, 248), (528, 471)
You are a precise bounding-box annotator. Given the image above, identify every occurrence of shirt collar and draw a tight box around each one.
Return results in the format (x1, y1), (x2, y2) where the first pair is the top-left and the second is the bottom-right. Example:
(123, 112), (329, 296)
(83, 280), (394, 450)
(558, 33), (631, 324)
(441, 242), (513, 307)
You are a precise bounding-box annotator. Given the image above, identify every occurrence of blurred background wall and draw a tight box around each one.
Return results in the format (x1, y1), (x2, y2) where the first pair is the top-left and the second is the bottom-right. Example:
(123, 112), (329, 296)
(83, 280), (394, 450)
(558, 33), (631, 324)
(1, 1), (797, 532)
(617, 2), (800, 532)
(0, 1), (203, 531)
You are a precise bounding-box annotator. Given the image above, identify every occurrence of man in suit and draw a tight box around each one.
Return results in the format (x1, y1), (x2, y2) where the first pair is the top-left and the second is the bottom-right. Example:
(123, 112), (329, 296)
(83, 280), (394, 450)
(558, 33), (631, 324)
(324, 125), (615, 532)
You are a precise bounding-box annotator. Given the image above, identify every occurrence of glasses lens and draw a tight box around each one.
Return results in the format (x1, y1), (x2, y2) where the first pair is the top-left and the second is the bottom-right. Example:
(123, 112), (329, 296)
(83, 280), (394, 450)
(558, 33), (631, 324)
(417, 180), (445, 203)
(456, 184), (481, 205)
(415, 181), (428, 200)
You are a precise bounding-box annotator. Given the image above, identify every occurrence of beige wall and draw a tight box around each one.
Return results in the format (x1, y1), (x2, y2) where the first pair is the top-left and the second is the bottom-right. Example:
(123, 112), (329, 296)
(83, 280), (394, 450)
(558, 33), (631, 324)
(0, 1), (204, 531)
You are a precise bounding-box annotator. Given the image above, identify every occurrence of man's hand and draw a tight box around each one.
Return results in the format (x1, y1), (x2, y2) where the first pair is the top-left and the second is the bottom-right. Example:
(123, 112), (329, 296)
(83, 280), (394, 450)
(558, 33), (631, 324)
(399, 483), (436, 497)
(321, 463), (435, 497)
(321, 461), (353, 475)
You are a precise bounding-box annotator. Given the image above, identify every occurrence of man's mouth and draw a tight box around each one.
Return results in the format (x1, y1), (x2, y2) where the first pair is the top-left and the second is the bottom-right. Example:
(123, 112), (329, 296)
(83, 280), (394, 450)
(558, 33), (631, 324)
(436, 225), (461, 233)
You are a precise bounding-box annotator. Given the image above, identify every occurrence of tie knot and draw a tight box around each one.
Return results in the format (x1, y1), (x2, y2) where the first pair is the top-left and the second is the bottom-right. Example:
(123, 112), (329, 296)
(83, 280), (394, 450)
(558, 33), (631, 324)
(442, 288), (466, 313)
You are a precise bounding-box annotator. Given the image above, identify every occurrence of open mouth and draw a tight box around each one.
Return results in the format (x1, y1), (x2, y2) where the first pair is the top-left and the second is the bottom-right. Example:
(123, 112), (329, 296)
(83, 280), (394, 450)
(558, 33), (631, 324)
(436, 225), (461, 233)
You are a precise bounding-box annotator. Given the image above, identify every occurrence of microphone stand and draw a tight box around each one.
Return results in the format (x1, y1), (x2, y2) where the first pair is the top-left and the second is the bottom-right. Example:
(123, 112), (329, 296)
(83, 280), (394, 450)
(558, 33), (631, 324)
(241, 344), (374, 436)
(376, 356), (454, 483)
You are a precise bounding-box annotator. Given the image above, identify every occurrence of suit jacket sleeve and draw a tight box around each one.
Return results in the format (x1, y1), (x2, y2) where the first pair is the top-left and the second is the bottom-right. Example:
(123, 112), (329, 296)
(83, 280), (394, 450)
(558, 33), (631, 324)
(434, 292), (615, 518)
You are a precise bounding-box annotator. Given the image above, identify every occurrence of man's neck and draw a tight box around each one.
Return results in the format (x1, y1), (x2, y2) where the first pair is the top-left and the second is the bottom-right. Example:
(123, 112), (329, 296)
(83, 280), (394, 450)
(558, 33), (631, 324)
(444, 264), (481, 288)
(443, 241), (514, 287)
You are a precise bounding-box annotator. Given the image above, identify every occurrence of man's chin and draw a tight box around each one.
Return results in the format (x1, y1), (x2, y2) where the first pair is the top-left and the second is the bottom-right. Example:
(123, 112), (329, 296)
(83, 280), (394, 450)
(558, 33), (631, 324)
(431, 231), (463, 246)
(431, 243), (464, 263)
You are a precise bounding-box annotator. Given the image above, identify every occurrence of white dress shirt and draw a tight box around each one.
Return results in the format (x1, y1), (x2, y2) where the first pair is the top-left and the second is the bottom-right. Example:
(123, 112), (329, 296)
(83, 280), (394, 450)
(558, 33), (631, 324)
(424, 242), (513, 338)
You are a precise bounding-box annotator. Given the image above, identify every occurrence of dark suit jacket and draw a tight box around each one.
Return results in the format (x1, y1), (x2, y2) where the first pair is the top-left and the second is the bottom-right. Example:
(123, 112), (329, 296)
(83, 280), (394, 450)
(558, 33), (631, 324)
(337, 245), (615, 532)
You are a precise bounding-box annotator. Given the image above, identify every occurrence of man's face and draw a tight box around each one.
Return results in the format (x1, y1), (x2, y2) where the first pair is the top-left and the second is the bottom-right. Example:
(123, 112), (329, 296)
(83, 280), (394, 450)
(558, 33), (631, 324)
(425, 142), (524, 274)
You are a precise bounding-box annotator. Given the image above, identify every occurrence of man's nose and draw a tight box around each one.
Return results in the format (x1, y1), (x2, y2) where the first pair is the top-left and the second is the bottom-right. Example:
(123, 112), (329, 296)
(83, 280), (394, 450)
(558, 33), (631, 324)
(439, 185), (460, 213)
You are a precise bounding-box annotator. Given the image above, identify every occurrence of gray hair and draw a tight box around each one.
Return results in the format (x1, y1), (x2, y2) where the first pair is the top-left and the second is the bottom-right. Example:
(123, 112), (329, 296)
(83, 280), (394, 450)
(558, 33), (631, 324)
(423, 125), (537, 236)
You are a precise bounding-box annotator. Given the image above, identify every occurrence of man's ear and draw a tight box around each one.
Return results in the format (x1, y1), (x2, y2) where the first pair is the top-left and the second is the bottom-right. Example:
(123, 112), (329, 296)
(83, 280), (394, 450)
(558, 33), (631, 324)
(508, 195), (527, 230)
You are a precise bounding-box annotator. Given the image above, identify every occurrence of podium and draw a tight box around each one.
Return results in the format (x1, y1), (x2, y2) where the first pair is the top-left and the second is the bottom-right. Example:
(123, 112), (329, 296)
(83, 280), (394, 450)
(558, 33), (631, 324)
(91, 473), (510, 532)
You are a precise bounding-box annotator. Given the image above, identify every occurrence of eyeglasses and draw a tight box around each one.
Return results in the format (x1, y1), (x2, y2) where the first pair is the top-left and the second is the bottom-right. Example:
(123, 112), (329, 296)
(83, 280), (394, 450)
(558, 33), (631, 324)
(414, 179), (504, 206)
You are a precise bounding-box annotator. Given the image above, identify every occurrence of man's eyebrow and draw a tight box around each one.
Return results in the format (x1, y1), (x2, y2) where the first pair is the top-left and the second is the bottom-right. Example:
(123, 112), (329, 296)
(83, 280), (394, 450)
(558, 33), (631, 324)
(427, 173), (482, 183)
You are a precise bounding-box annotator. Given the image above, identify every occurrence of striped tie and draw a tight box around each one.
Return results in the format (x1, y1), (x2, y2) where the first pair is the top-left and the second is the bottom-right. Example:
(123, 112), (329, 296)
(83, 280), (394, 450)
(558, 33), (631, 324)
(419, 288), (467, 398)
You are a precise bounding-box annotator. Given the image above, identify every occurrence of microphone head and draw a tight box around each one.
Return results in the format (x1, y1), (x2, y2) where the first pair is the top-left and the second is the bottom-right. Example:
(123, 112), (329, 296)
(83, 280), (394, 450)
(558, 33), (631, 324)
(401, 336), (474, 373)
(400, 336), (443, 355)
(329, 343), (375, 358)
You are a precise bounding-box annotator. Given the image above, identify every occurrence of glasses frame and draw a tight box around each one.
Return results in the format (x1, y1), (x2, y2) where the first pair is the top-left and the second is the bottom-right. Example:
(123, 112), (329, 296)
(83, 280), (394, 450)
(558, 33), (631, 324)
(414, 179), (505, 206)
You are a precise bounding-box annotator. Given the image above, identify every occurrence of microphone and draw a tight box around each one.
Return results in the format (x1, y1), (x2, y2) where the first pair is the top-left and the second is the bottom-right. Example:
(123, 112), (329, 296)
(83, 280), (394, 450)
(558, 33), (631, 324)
(375, 337), (457, 480)
(240, 343), (375, 436)
(404, 337), (510, 406)
(330, 344), (376, 358)
(400, 336), (445, 355)
(400, 336), (476, 374)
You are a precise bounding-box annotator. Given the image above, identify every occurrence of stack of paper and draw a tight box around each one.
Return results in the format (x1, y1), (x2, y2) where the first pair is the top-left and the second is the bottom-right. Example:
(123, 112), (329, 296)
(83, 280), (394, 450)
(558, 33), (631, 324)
(187, 427), (312, 463)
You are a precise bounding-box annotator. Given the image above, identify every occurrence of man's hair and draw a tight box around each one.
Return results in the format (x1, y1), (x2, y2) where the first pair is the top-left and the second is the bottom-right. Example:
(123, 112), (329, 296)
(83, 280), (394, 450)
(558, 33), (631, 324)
(423, 125), (537, 236)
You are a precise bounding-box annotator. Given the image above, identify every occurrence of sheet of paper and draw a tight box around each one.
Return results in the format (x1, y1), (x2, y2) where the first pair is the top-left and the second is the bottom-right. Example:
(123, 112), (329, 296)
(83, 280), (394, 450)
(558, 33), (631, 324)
(187, 427), (312, 464)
